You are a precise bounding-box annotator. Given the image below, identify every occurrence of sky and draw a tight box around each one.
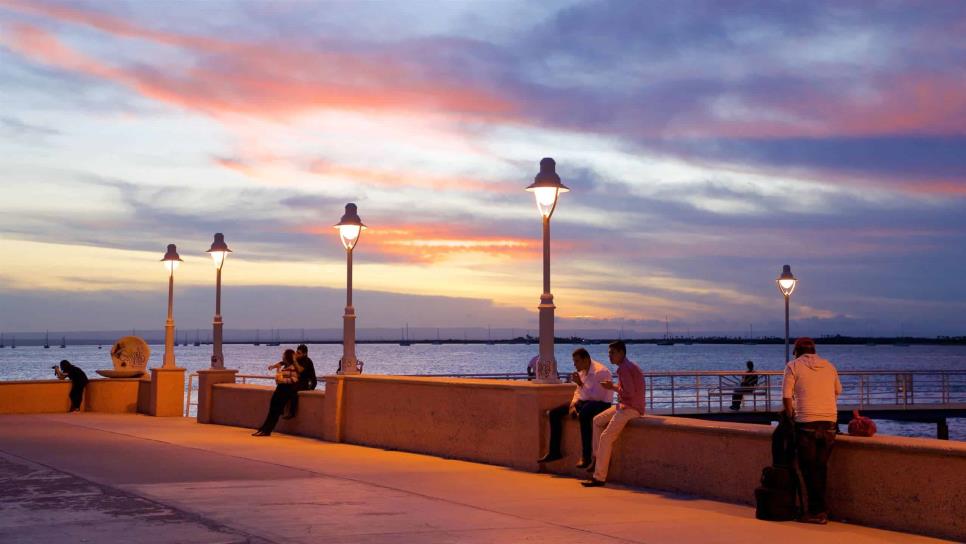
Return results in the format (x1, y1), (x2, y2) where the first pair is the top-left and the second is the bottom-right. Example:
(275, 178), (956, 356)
(0, 0), (964, 338)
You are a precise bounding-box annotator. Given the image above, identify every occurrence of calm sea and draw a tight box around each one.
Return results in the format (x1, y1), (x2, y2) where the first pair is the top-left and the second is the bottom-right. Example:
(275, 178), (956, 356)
(3, 342), (963, 440)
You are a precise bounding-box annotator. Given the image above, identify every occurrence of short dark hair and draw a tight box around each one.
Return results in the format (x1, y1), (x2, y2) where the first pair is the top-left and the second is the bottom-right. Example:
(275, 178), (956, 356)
(297, 344), (308, 354)
(608, 340), (626, 354)
(793, 337), (816, 356)
(746, 360), (754, 370)
(572, 347), (590, 360)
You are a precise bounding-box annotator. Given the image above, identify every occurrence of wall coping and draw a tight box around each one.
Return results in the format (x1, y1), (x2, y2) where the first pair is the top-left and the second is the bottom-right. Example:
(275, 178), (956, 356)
(629, 414), (966, 456)
(214, 383), (325, 397)
(0, 378), (142, 385)
(330, 374), (575, 391)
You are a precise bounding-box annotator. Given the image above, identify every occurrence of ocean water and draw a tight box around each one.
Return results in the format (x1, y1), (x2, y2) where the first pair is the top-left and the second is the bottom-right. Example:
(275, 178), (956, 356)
(3, 342), (963, 440)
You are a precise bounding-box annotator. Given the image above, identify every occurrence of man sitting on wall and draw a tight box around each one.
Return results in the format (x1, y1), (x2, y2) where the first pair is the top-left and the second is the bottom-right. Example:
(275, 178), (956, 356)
(583, 340), (645, 487)
(538, 348), (614, 467)
(783, 337), (842, 524)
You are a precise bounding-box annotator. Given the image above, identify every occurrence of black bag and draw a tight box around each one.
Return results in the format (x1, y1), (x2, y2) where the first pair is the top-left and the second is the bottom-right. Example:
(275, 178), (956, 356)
(755, 484), (799, 521)
(756, 417), (802, 521)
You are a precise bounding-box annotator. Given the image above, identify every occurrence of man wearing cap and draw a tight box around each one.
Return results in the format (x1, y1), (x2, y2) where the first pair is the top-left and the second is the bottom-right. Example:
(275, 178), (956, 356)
(782, 337), (842, 524)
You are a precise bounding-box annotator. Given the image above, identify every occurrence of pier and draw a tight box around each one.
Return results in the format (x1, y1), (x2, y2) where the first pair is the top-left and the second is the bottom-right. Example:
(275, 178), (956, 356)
(0, 412), (953, 544)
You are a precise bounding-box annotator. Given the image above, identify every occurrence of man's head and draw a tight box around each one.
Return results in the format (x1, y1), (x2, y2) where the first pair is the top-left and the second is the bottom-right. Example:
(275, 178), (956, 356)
(793, 337), (816, 358)
(296, 344), (308, 358)
(746, 360), (754, 371)
(607, 340), (626, 365)
(572, 347), (591, 371)
(59, 360), (71, 371)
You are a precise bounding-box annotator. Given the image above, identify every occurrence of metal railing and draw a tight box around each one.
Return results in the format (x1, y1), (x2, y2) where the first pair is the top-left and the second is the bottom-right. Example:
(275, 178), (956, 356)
(185, 369), (966, 417)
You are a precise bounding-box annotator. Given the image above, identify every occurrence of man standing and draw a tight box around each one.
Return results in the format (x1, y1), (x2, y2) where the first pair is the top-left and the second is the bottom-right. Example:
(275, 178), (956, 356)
(583, 340), (644, 487)
(538, 348), (613, 467)
(284, 344), (318, 419)
(782, 337), (842, 524)
(730, 360), (759, 411)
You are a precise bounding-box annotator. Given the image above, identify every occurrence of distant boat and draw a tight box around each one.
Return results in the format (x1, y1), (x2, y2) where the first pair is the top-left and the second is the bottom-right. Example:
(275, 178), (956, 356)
(399, 324), (412, 347)
(432, 328), (442, 345)
(684, 328), (693, 345)
(743, 324), (757, 345)
(193, 329), (201, 347)
(59, 336), (66, 349)
(266, 329), (281, 347)
(254, 329), (261, 346)
(0, 333), (4, 348)
(10, 336), (15, 349)
(657, 316), (674, 346)
(486, 326), (495, 345)
(44, 330), (50, 349)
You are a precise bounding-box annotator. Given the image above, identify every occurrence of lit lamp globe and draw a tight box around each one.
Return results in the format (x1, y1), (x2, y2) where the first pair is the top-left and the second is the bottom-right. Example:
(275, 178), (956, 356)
(162, 244), (183, 273)
(334, 203), (366, 249)
(206, 232), (232, 269)
(777, 265), (797, 296)
(526, 158), (570, 218)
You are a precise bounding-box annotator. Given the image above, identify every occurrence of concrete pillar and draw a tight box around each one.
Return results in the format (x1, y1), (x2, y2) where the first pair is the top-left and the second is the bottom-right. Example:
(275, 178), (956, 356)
(322, 375), (346, 442)
(196, 369), (238, 423)
(149, 367), (186, 417)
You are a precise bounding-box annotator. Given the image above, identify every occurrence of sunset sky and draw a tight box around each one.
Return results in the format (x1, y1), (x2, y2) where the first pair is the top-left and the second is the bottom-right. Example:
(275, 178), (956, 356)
(1, 0), (964, 337)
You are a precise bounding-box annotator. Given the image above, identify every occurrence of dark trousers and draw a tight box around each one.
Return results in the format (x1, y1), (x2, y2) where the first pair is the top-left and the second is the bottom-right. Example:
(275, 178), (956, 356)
(730, 392), (745, 410)
(69, 381), (86, 411)
(259, 385), (298, 434)
(546, 400), (612, 460)
(795, 421), (837, 515)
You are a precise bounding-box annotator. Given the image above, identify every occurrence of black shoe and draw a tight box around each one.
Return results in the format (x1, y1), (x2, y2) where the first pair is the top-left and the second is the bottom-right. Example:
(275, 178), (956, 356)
(282, 414), (296, 420)
(252, 430), (270, 437)
(576, 458), (592, 469)
(799, 512), (828, 525)
(581, 478), (605, 488)
(729, 406), (740, 411)
(538, 453), (563, 463)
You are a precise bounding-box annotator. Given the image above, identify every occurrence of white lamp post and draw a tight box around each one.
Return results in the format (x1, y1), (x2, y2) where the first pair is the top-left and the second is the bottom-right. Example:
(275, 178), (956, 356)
(161, 244), (183, 369)
(335, 203), (366, 375)
(776, 264), (798, 362)
(526, 158), (569, 383)
(207, 233), (231, 369)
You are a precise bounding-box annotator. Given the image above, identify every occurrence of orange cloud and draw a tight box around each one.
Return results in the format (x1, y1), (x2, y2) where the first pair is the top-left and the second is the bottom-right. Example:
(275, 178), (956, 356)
(296, 222), (548, 263)
(0, 8), (516, 120)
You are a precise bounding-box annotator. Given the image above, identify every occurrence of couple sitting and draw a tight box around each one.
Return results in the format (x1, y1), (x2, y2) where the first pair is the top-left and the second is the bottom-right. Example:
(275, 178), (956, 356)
(252, 344), (317, 437)
(539, 341), (645, 487)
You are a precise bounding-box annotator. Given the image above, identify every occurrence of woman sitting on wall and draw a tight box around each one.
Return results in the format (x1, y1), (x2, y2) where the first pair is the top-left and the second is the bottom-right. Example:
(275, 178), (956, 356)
(252, 349), (303, 437)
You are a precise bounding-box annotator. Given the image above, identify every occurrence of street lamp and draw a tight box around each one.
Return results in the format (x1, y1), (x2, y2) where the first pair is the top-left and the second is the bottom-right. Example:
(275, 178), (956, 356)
(776, 264), (798, 362)
(207, 233), (231, 369)
(526, 158), (569, 384)
(335, 203), (366, 375)
(161, 244), (183, 369)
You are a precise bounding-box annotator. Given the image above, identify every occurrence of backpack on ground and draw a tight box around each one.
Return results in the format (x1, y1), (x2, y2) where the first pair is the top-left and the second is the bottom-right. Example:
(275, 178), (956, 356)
(755, 414), (802, 521)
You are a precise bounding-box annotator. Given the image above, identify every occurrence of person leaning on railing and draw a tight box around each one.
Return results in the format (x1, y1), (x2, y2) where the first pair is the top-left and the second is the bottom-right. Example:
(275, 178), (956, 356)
(782, 337), (842, 525)
(53, 360), (88, 413)
(252, 349), (303, 437)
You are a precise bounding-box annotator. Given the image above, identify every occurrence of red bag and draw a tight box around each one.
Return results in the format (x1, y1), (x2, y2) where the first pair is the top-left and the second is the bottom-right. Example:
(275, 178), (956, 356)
(848, 410), (877, 437)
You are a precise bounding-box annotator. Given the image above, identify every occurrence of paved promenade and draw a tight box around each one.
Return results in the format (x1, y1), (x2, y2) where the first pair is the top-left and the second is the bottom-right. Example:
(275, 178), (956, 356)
(0, 414), (951, 543)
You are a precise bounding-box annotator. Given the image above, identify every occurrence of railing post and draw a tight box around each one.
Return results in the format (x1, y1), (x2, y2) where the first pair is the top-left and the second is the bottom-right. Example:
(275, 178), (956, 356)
(670, 375), (676, 415)
(695, 375), (700, 411)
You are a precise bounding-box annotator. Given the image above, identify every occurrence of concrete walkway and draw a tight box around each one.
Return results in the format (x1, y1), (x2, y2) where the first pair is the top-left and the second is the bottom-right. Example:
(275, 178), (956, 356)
(0, 414), (951, 544)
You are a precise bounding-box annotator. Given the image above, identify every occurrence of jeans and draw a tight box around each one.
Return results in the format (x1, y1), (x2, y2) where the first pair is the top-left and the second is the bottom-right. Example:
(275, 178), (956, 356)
(592, 405), (641, 481)
(259, 384), (298, 434)
(795, 421), (837, 515)
(544, 400), (611, 461)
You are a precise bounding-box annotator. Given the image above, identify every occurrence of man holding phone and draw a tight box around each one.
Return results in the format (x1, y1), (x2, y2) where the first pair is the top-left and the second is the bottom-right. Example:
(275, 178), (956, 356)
(583, 340), (644, 487)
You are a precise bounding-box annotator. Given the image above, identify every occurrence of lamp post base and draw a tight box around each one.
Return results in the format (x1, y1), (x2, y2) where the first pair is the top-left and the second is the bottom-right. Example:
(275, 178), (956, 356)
(536, 293), (559, 384)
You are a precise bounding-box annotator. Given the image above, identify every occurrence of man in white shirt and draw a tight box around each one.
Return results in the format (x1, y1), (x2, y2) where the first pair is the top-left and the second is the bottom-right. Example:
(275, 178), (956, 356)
(782, 337), (842, 525)
(538, 348), (613, 467)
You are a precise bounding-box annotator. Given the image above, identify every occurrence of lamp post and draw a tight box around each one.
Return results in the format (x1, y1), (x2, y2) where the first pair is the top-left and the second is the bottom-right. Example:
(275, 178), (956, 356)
(207, 233), (231, 369)
(161, 244), (183, 369)
(335, 203), (366, 375)
(526, 158), (569, 384)
(776, 264), (798, 362)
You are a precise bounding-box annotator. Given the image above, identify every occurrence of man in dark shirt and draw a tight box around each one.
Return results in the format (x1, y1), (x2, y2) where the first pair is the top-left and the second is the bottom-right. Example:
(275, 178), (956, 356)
(730, 360), (760, 410)
(284, 344), (317, 419)
(53, 360), (88, 412)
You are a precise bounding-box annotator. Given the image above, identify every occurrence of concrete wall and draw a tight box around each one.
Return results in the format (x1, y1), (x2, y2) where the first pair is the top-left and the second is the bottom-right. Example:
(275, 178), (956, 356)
(0, 379), (141, 414)
(202, 374), (965, 541)
(209, 383), (325, 440)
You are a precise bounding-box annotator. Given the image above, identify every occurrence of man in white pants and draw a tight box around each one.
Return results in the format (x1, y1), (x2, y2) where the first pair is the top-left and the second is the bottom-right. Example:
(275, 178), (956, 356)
(583, 340), (645, 487)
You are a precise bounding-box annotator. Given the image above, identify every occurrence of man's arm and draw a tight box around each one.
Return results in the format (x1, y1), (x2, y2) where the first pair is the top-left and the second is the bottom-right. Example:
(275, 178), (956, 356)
(782, 397), (795, 419)
(781, 364), (795, 417)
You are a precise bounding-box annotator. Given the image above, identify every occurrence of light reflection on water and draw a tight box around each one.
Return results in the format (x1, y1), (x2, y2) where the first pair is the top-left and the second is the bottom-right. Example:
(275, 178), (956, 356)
(2, 342), (963, 440)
